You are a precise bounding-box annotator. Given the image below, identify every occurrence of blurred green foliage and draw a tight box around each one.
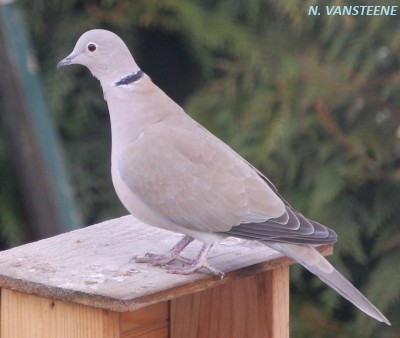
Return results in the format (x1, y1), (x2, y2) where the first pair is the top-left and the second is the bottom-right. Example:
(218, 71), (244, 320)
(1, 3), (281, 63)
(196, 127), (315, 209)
(0, 0), (399, 336)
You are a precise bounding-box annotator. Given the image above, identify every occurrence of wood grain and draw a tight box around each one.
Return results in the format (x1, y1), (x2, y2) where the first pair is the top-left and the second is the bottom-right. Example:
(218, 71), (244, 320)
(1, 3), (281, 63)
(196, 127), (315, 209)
(1, 289), (120, 338)
(264, 266), (289, 338)
(0, 215), (333, 312)
(170, 267), (289, 338)
(120, 303), (169, 338)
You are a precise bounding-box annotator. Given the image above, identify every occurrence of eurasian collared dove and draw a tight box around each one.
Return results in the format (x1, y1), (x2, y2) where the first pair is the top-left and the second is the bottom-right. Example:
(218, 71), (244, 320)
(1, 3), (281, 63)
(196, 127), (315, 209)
(58, 29), (390, 325)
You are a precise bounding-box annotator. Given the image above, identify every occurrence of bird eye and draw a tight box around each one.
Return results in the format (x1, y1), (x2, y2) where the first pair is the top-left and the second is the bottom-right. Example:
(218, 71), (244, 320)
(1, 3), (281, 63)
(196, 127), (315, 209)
(87, 43), (97, 52)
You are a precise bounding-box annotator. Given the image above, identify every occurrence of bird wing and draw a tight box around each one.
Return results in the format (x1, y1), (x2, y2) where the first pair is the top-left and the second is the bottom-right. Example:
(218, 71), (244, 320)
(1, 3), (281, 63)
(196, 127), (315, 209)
(118, 113), (336, 244)
(118, 114), (285, 233)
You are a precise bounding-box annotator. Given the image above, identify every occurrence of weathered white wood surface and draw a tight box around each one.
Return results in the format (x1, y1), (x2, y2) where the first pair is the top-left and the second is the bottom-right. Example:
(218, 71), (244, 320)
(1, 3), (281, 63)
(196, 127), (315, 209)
(0, 215), (332, 312)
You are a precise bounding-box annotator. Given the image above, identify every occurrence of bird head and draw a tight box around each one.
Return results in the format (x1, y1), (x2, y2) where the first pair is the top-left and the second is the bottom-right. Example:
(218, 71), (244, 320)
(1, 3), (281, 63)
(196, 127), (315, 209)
(57, 29), (140, 84)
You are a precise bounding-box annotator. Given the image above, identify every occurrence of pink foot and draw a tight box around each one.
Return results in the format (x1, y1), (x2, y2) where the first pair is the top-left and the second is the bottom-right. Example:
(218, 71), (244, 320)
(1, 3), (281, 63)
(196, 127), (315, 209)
(131, 235), (194, 266)
(132, 236), (224, 277)
(164, 243), (224, 278)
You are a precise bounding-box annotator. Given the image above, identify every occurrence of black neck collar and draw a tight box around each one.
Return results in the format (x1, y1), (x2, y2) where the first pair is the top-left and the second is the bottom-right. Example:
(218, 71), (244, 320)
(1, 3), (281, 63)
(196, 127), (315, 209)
(114, 70), (144, 86)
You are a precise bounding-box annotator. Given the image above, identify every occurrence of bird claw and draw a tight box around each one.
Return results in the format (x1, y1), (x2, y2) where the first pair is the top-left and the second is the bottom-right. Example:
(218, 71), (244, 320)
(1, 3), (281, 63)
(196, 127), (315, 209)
(130, 252), (165, 265)
(164, 260), (225, 278)
(131, 252), (191, 266)
(130, 235), (195, 266)
(131, 237), (224, 278)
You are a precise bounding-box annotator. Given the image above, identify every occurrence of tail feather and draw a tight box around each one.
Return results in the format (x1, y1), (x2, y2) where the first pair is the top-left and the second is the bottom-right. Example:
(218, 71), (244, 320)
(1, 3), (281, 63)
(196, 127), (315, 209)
(266, 242), (390, 325)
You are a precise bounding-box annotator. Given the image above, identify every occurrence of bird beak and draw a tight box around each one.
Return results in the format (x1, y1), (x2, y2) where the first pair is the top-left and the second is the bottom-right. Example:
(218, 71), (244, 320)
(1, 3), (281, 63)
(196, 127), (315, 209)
(57, 53), (77, 69)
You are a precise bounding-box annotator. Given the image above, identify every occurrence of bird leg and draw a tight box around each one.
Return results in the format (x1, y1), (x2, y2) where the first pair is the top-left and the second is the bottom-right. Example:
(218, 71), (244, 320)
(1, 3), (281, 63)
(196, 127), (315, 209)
(131, 235), (194, 266)
(164, 243), (224, 278)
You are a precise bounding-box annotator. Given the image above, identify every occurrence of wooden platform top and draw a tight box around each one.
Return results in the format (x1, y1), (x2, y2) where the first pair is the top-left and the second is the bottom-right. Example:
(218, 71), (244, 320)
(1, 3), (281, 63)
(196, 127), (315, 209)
(0, 215), (333, 312)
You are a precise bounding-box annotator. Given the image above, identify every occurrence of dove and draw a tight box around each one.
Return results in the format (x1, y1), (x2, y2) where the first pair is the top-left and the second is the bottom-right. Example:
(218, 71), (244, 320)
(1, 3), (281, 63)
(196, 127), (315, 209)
(57, 29), (390, 325)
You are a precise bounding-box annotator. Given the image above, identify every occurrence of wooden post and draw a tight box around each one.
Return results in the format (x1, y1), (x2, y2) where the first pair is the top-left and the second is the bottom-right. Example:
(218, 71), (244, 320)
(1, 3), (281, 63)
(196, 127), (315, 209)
(0, 216), (333, 337)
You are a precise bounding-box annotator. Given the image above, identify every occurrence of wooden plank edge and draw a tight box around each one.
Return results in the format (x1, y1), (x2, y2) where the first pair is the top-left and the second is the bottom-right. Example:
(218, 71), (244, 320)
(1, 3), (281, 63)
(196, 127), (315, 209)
(0, 244), (333, 312)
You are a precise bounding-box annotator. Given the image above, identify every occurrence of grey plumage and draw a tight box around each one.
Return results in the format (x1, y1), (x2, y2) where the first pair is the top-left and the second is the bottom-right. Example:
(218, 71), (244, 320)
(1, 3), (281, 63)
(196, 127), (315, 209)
(58, 29), (390, 325)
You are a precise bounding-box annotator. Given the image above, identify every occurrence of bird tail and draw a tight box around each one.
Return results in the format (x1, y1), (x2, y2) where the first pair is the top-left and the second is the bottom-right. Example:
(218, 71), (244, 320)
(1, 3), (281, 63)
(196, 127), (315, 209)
(266, 242), (390, 325)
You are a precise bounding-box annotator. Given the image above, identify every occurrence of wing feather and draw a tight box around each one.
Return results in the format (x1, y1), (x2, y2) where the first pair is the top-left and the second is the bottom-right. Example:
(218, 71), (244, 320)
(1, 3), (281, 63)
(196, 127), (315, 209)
(119, 114), (336, 245)
(118, 116), (285, 233)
